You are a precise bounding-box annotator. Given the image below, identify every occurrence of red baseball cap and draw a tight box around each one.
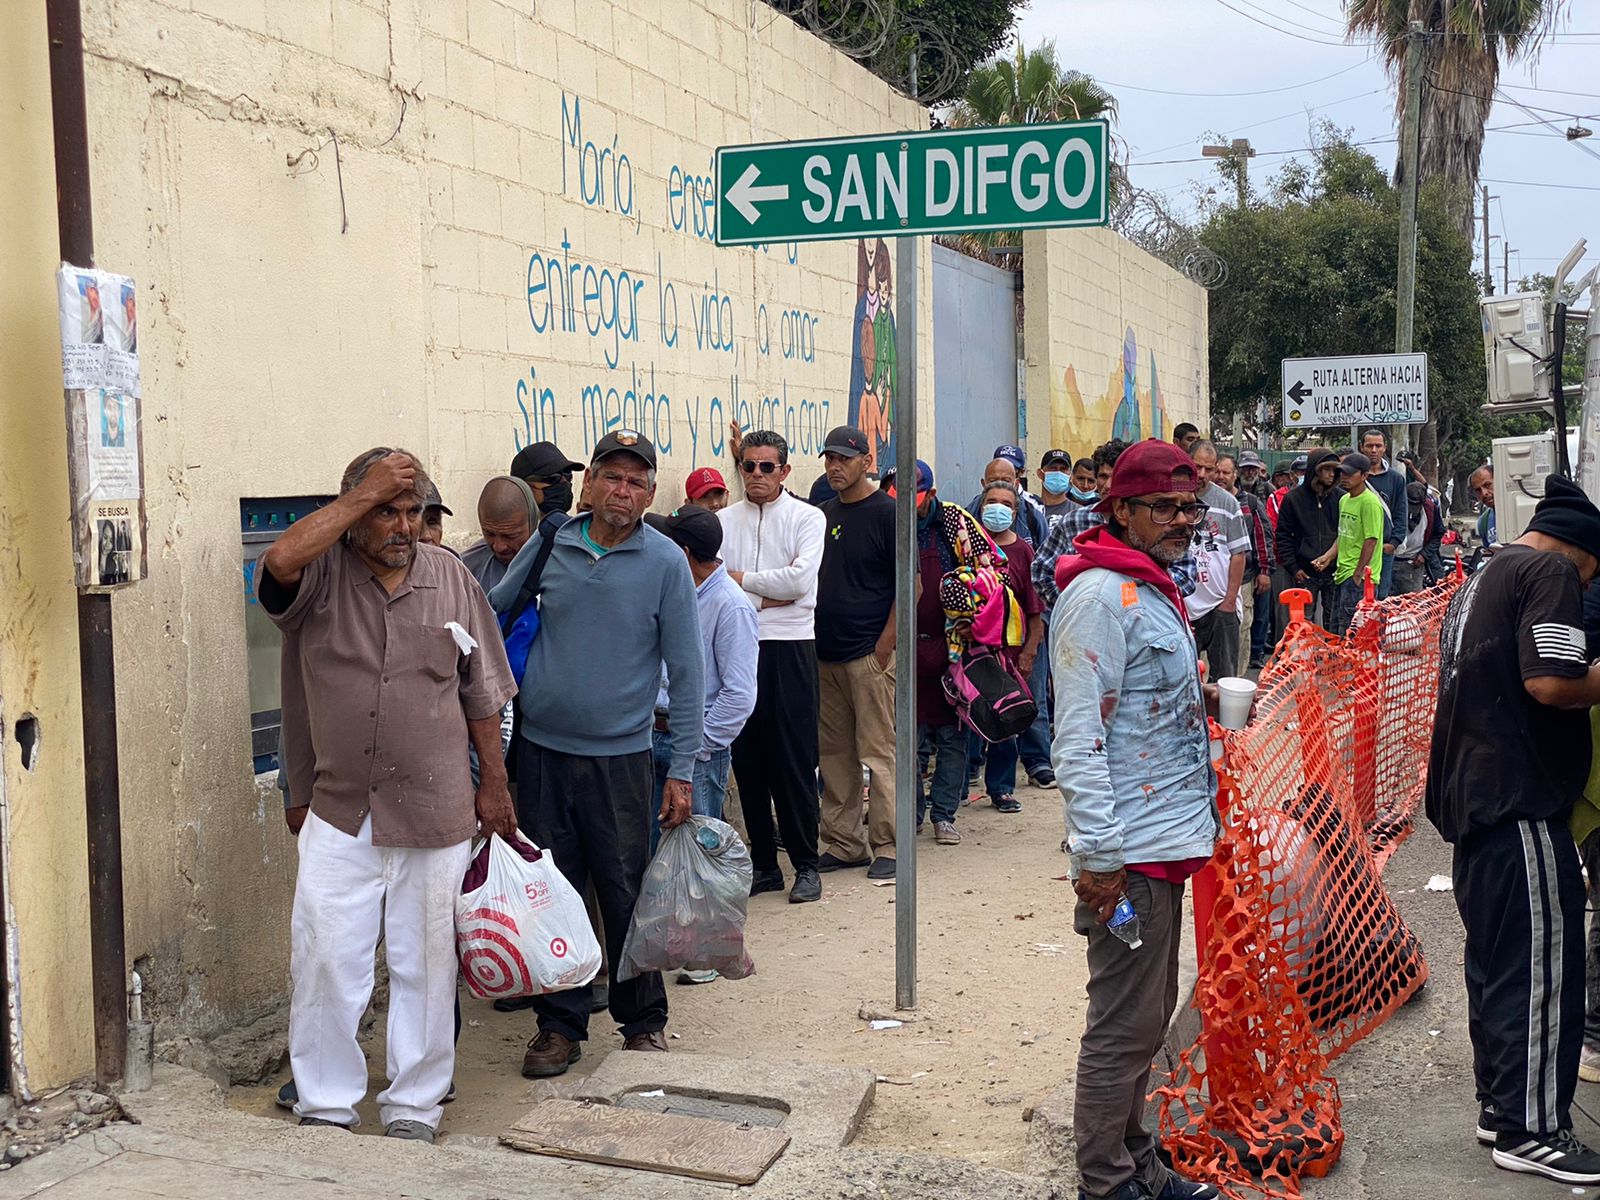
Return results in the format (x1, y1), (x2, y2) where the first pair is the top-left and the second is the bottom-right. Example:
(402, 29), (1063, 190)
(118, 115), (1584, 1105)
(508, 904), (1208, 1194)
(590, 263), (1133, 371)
(1094, 439), (1201, 513)
(684, 466), (727, 499)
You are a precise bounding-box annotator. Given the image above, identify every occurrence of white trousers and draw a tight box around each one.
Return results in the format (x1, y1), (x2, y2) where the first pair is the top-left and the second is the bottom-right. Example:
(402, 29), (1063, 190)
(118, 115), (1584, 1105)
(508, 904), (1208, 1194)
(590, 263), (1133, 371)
(290, 812), (469, 1128)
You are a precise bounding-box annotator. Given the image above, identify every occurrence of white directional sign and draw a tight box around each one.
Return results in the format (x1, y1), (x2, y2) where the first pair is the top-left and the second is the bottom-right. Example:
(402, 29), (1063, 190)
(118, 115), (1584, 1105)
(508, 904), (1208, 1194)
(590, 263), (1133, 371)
(1280, 352), (1429, 429)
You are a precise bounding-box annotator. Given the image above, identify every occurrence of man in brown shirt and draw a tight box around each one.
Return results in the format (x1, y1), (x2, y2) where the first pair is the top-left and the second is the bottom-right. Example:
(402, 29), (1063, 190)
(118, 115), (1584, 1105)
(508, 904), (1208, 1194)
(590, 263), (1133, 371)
(258, 448), (515, 1142)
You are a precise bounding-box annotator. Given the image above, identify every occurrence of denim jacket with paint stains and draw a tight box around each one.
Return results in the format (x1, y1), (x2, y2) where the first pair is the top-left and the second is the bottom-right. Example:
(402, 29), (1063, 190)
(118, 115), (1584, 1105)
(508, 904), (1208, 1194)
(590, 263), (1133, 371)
(1048, 567), (1219, 876)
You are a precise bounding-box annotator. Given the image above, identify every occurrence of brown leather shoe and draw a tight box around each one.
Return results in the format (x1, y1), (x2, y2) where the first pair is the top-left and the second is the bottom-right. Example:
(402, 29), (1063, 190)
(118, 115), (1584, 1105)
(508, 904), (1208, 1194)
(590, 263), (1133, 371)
(623, 1031), (668, 1052)
(521, 1029), (581, 1078)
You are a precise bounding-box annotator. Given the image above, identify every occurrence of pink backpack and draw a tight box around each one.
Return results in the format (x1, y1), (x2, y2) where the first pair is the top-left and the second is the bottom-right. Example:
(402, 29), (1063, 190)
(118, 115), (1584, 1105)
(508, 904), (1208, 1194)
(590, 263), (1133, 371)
(942, 647), (1038, 744)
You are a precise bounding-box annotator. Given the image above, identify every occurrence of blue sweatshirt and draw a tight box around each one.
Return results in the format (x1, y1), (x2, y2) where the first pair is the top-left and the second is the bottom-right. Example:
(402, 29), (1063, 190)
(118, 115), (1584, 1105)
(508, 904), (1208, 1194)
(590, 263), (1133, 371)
(1365, 459), (1409, 547)
(488, 516), (705, 780)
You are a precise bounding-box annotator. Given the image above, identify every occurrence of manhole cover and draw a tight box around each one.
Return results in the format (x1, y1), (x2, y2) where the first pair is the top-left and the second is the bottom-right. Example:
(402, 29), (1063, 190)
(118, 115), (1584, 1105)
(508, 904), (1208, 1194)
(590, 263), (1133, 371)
(616, 1089), (787, 1128)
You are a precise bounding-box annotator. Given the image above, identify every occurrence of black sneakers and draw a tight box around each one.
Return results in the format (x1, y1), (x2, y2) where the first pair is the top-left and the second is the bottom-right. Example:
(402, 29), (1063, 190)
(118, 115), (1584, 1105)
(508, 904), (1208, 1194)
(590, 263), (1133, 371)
(1475, 1103), (1496, 1146)
(1493, 1128), (1600, 1184)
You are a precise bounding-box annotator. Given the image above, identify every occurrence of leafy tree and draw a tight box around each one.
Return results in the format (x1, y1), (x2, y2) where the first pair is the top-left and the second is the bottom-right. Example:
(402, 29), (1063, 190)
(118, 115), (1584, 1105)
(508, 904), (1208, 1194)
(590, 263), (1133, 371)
(763, 0), (1024, 101)
(1347, 0), (1571, 236)
(1200, 127), (1499, 498)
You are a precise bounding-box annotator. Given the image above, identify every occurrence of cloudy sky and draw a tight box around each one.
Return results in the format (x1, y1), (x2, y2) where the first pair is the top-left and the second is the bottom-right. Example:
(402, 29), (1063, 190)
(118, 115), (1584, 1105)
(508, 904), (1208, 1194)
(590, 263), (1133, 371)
(1013, 0), (1600, 289)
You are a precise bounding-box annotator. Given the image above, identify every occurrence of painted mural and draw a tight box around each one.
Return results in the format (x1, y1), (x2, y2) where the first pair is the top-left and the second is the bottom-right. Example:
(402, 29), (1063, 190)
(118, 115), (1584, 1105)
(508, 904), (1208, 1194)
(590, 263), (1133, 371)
(1056, 326), (1168, 455)
(846, 237), (897, 472)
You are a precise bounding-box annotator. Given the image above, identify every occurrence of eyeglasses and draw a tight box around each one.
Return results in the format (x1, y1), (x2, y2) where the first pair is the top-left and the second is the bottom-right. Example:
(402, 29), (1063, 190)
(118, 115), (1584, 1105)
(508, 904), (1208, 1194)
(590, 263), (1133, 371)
(740, 460), (780, 474)
(1126, 499), (1209, 525)
(527, 471), (571, 487)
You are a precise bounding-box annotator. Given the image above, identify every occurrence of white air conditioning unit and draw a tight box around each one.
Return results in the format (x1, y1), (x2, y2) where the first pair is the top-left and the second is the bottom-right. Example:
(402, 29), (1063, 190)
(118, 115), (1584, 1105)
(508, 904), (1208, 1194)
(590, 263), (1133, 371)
(1481, 292), (1550, 407)
(1492, 428), (1578, 543)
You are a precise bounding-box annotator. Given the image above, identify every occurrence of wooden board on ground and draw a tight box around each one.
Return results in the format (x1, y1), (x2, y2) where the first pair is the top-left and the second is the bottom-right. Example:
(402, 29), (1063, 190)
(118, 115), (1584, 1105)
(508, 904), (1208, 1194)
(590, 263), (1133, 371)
(501, 1098), (792, 1185)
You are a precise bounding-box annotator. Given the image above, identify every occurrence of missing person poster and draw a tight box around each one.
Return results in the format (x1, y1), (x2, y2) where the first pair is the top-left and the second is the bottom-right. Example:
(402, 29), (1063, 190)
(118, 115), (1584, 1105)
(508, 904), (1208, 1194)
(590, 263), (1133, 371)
(83, 501), (140, 587)
(58, 263), (147, 591)
(66, 388), (145, 590)
(57, 264), (140, 397)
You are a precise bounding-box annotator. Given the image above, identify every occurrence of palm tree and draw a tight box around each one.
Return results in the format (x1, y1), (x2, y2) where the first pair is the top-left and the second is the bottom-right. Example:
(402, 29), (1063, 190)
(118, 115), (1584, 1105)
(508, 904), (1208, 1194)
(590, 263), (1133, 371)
(1347, 1), (1569, 237)
(942, 41), (1122, 259)
(950, 40), (1119, 128)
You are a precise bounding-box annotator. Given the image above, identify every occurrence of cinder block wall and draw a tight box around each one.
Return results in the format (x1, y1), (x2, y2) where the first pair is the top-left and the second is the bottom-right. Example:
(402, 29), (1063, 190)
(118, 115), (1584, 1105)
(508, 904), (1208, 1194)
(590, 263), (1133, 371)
(71, 0), (932, 1048)
(1022, 226), (1209, 462)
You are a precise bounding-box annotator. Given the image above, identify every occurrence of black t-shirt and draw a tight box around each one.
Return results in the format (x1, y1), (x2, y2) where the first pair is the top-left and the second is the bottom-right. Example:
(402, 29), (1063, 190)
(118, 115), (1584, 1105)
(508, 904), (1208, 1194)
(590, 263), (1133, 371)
(815, 490), (896, 662)
(1426, 544), (1592, 844)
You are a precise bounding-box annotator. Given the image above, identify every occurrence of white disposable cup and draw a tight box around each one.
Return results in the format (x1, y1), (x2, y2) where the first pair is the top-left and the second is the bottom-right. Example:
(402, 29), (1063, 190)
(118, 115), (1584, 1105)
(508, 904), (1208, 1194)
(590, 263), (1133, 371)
(1216, 677), (1257, 731)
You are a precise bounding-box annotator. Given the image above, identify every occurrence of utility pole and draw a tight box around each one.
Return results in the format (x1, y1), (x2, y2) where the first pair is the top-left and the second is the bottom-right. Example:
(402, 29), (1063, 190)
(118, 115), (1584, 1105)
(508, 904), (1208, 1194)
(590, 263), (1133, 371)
(1390, 20), (1425, 455)
(1503, 242), (1514, 294)
(892, 54), (919, 1014)
(45, 0), (129, 1088)
(1201, 137), (1255, 208)
(1480, 185), (1496, 294)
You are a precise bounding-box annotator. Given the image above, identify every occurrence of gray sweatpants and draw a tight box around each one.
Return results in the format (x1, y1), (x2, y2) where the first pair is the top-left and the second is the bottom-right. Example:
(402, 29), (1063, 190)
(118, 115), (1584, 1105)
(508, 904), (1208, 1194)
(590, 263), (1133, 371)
(1073, 872), (1185, 1199)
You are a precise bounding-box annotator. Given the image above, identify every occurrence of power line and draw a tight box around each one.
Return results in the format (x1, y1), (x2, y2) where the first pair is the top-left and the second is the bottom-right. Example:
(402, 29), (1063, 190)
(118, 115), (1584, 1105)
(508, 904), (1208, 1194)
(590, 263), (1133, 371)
(1230, 0), (1344, 39)
(1139, 88), (1385, 158)
(1277, 0), (1346, 30)
(1482, 177), (1600, 193)
(1097, 60), (1370, 98)
(1133, 132), (1399, 168)
(1501, 81), (1600, 104)
(1210, 0), (1372, 48)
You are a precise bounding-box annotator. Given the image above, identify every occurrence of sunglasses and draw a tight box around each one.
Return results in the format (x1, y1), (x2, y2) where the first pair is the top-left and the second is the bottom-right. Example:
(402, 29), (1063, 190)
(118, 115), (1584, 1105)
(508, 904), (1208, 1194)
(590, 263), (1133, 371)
(740, 460), (780, 474)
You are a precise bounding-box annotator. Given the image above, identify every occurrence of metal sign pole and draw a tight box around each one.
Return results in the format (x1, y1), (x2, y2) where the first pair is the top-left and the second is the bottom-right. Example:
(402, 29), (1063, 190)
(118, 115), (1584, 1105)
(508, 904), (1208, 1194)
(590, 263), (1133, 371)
(893, 231), (918, 1011)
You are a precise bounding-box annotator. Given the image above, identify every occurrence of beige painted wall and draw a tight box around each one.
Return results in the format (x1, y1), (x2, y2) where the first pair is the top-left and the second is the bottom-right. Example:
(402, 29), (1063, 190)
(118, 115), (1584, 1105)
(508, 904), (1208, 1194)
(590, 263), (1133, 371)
(62, 0), (933, 1041)
(1022, 226), (1208, 462)
(0, 8), (97, 1088)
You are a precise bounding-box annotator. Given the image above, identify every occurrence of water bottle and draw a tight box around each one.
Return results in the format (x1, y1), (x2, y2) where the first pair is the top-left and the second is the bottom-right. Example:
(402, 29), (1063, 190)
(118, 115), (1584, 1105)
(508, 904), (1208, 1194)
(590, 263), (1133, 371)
(1108, 895), (1143, 949)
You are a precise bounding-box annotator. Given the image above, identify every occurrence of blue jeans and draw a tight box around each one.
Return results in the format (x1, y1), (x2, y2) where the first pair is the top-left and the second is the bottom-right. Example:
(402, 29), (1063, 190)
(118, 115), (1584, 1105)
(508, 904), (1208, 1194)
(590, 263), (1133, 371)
(917, 722), (967, 825)
(1017, 625), (1052, 774)
(1250, 578), (1276, 661)
(1376, 549), (1395, 600)
(1329, 577), (1364, 637)
(649, 730), (731, 852)
(984, 734), (1019, 799)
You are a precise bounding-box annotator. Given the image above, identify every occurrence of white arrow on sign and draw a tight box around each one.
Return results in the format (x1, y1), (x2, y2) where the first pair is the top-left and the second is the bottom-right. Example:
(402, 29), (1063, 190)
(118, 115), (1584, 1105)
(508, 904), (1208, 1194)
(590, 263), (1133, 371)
(727, 163), (789, 223)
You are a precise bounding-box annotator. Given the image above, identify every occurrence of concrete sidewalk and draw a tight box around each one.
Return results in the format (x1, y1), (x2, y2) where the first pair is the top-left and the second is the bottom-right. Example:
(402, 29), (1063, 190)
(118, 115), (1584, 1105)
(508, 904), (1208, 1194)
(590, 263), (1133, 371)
(5, 822), (1595, 1199)
(0, 1066), (1065, 1200)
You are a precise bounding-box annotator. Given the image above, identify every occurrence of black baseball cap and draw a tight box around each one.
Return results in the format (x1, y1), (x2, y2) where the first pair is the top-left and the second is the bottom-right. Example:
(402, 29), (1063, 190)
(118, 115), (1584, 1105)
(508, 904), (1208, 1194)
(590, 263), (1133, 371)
(1340, 452), (1373, 476)
(591, 429), (657, 469)
(822, 425), (870, 458)
(1040, 448), (1072, 469)
(510, 441), (583, 480)
(645, 508), (722, 560)
(419, 479), (452, 516)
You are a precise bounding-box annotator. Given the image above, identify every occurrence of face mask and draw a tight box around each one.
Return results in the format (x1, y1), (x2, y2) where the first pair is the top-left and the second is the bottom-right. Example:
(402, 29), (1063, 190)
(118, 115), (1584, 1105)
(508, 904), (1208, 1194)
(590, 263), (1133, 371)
(1043, 470), (1071, 495)
(1069, 484), (1099, 503)
(980, 503), (1014, 533)
(539, 480), (574, 516)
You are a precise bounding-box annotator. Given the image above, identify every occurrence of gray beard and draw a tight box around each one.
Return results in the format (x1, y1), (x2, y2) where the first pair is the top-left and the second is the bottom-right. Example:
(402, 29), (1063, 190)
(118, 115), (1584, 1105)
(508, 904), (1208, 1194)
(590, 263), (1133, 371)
(1124, 523), (1188, 566)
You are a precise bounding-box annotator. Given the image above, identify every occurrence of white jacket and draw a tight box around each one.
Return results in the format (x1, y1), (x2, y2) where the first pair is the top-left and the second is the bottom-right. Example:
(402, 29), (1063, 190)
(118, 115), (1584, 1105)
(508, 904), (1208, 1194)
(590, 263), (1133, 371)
(717, 490), (826, 640)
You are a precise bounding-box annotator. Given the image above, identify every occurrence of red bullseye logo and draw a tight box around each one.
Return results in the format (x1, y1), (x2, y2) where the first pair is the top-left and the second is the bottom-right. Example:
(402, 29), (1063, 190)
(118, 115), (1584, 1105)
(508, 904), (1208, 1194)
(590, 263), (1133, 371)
(550, 937), (568, 959)
(457, 907), (532, 999)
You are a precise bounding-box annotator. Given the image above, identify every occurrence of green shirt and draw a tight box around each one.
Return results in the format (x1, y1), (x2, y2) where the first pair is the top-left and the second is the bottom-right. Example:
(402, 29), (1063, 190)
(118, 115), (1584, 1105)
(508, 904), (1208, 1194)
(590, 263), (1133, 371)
(578, 515), (611, 557)
(1334, 488), (1385, 584)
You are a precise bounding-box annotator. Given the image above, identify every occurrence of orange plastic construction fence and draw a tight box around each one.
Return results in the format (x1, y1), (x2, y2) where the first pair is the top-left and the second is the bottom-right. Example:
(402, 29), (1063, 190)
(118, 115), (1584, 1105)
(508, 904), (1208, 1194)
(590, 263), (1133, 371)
(1154, 566), (1462, 1199)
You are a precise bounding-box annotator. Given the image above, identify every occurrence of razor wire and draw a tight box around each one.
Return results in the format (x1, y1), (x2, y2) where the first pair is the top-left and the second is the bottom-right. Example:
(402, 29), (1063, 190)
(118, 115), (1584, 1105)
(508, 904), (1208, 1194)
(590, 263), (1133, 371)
(1112, 186), (1231, 288)
(759, 0), (968, 103)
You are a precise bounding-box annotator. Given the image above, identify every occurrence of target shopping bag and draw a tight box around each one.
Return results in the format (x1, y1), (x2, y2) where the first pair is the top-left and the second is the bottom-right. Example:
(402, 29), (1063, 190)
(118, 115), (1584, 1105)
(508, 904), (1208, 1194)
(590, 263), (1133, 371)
(455, 832), (601, 1000)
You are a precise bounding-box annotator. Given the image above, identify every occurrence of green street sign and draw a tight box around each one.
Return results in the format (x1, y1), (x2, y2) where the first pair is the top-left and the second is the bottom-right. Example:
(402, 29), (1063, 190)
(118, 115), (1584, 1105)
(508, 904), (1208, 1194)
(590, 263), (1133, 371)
(714, 121), (1109, 246)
